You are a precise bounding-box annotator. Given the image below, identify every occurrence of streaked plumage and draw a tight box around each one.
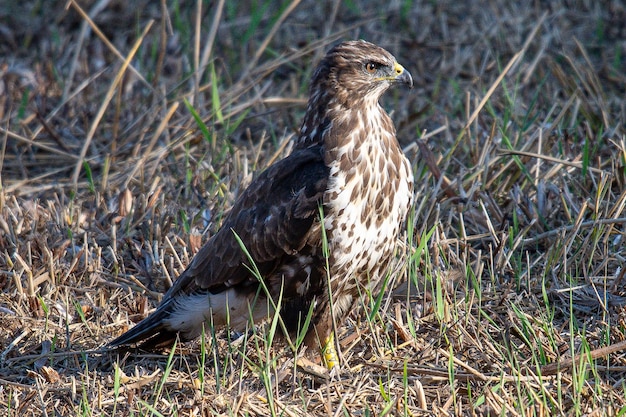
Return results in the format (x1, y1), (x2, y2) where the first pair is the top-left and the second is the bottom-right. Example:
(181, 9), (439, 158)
(109, 40), (414, 365)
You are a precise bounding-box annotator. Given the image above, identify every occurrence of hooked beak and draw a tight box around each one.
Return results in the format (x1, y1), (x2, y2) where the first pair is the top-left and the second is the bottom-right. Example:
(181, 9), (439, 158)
(392, 62), (413, 89)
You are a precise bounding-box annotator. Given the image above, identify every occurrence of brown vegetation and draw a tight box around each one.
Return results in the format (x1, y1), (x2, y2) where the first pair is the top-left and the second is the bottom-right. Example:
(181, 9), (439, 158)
(1, 0), (625, 415)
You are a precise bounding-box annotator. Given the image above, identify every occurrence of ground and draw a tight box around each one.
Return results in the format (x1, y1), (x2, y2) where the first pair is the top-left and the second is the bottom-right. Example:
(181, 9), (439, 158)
(1, 0), (625, 416)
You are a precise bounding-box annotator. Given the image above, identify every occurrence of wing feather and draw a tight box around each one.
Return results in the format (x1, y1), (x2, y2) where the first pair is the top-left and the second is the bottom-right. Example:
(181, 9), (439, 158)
(164, 145), (328, 298)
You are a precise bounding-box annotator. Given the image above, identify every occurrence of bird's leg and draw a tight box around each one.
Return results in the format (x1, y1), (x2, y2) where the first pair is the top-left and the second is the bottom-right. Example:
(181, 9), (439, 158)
(305, 310), (339, 370)
(322, 332), (339, 369)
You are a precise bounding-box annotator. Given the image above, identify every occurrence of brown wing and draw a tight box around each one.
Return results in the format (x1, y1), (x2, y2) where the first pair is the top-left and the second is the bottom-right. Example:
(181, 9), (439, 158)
(109, 145), (328, 348)
(166, 144), (328, 297)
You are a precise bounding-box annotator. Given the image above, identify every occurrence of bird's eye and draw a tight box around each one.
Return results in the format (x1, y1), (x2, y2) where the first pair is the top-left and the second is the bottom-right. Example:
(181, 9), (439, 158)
(365, 62), (378, 74)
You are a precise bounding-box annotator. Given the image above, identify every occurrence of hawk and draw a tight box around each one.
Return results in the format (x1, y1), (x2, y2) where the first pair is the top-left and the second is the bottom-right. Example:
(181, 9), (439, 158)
(109, 40), (414, 368)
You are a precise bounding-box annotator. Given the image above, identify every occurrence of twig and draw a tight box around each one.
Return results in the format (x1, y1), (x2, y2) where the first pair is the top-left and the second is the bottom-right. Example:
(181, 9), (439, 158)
(1, 329), (30, 364)
(365, 361), (548, 383)
(63, 0), (112, 101)
(541, 339), (626, 376)
(238, 0), (302, 81)
(522, 218), (626, 244)
(499, 148), (607, 175)
(196, 0), (225, 100)
(66, 0), (155, 95)
(458, 12), (547, 153)
(71, 21), (154, 187)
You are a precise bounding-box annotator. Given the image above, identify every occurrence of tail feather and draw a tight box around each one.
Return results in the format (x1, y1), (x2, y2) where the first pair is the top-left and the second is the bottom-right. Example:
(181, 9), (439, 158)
(108, 300), (179, 350)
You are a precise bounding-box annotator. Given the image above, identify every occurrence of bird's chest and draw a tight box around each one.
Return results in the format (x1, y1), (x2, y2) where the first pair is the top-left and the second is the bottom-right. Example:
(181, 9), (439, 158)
(323, 141), (413, 286)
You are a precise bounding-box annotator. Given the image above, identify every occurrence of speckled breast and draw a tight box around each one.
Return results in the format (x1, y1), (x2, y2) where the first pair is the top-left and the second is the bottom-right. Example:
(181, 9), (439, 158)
(323, 137), (414, 309)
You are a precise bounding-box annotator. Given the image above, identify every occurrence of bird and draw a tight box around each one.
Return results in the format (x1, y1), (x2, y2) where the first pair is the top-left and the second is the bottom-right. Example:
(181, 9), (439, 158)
(109, 40), (414, 369)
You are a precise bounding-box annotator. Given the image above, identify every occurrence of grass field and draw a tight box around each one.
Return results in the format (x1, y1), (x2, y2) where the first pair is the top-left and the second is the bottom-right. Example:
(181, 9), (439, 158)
(1, 0), (625, 415)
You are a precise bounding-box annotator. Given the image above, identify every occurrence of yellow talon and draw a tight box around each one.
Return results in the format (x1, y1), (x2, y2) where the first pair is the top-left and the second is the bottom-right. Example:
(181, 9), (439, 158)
(322, 333), (339, 369)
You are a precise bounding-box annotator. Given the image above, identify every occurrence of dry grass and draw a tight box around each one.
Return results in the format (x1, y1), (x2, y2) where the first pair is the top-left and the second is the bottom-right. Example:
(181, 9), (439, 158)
(1, 0), (626, 415)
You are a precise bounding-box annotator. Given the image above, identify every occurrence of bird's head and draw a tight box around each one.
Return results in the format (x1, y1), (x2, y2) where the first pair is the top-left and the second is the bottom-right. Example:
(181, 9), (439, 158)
(310, 40), (413, 107)
(296, 40), (413, 148)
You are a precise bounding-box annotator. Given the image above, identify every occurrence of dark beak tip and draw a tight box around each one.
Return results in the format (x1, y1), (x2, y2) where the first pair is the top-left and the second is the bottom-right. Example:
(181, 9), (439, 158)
(399, 70), (413, 89)
(402, 70), (413, 89)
